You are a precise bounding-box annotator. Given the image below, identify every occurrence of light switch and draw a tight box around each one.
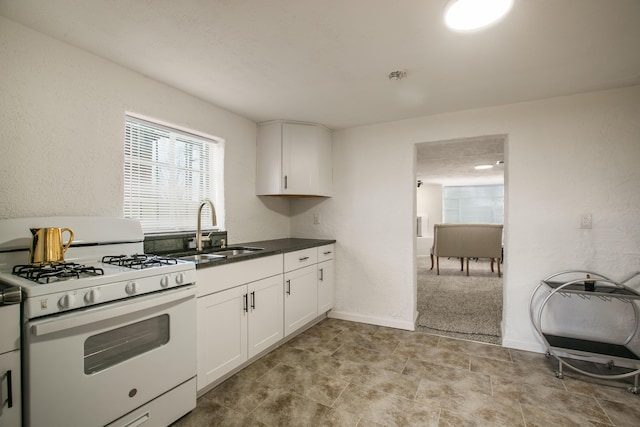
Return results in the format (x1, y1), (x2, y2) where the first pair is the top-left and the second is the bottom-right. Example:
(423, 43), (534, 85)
(580, 213), (592, 229)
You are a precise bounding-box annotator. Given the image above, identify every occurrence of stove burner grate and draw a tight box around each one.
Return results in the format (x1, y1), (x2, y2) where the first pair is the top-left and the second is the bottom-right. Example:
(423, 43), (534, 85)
(12, 263), (105, 284)
(101, 254), (179, 269)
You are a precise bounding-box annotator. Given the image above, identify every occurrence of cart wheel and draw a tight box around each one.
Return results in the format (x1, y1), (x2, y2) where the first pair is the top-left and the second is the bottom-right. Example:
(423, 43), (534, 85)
(606, 361), (614, 370)
(555, 372), (563, 379)
(628, 386), (638, 394)
(545, 351), (551, 359)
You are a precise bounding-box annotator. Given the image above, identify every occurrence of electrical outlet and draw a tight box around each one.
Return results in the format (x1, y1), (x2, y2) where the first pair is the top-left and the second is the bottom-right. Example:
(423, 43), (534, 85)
(313, 213), (320, 224)
(580, 213), (592, 229)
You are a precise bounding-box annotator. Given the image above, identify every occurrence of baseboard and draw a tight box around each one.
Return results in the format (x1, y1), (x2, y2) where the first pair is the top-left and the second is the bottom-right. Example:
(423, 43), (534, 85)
(328, 310), (415, 331)
(501, 337), (546, 354)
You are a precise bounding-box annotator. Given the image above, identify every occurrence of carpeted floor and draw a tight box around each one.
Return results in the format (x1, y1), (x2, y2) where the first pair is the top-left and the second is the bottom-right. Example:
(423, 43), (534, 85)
(416, 256), (503, 345)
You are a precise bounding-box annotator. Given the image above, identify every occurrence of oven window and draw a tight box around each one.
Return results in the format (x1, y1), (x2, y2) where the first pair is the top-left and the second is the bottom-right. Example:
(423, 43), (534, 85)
(84, 315), (170, 374)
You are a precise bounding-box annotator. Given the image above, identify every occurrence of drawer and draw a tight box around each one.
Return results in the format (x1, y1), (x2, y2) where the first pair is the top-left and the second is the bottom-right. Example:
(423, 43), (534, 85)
(284, 248), (318, 272)
(196, 254), (282, 297)
(0, 304), (20, 354)
(317, 244), (334, 262)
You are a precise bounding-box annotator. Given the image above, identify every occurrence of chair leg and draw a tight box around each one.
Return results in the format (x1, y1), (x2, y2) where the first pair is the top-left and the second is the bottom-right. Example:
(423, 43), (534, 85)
(498, 261), (502, 278)
(460, 257), (463, 271)
(466, 258), (469, 276)
(430, 254), (434, 270)
(490, 258), (495, 272)
(436, 257), (440, 275)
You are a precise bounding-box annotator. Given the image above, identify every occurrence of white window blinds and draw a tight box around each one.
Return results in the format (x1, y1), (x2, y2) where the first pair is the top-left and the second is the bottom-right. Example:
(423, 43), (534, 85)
(124, 116), (224, 233)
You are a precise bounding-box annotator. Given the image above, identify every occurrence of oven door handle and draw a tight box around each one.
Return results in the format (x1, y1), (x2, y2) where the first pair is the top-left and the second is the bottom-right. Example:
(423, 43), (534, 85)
(31, 286), (195, 337)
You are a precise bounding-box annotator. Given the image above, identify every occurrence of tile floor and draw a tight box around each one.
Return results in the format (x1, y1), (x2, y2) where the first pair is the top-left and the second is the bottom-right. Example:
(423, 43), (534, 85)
(172, 319), (640, 426)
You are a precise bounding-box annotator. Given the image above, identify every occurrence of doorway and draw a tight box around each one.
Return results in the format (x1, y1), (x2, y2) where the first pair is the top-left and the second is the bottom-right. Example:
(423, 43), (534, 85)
(414, 135), (506, 344)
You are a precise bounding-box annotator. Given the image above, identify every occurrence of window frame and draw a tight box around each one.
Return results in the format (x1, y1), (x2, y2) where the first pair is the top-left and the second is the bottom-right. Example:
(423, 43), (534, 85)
(123, 114), (225, 234)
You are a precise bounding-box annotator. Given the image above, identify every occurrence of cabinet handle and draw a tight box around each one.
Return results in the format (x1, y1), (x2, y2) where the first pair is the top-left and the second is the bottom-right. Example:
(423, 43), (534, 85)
(251, 291), (256, 309)
(323, 251), (332, 255)
(243, 294), (248, 312)
(299, 256), (309, 262)
(6, 369), (13, 408)
(286, 280), (291, 295)
(284, 175), (288, 189)
(319, 268), (324, 281)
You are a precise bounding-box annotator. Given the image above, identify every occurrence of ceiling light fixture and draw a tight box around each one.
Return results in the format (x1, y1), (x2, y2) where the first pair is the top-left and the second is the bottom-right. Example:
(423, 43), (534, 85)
(474, 164), (493, 170)
(388, 70), (407, 80)
(444, 0), (514, 31)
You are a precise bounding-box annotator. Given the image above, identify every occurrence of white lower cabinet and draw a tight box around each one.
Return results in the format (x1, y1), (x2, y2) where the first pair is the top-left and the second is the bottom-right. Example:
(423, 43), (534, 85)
(0, 304), (21, 427)
(196, 244), (336, 392)
(317, 244), (335, 314)
(284, 265), (318, 336)
(247, 276), (284, 358)
(197, 285), (247, 390)
(317, 258), (334, 314)
(196, 255), (283, 392)
(0, 350), (21, 427)
(197, 275), (283, 390)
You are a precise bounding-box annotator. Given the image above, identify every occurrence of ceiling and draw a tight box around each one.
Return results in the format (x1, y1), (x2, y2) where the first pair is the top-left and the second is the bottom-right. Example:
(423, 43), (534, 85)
(1, 0), (639, 131)
(417, 135), (505, 185)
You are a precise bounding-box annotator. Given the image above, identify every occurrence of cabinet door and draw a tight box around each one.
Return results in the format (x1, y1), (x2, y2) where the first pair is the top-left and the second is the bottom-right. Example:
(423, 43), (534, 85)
(248, 275), (284, 359)
(284, 265), (318, 336)
(0, 351), (21, 427)
(197, 286), (248, 391)
(282, 122), (318, 195)
(317, 259), (334, 314)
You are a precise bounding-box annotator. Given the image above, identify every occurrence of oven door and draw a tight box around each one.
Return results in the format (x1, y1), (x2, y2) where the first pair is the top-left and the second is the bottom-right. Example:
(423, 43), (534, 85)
(23, 286), (196, 427)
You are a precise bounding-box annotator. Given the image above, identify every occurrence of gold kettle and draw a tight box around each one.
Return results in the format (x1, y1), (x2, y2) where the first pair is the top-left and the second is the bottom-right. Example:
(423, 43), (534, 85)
(29, 227), (74, 265)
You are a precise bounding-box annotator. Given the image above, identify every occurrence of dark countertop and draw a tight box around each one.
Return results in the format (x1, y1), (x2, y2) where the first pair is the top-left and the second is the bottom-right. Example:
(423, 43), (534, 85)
(174, 238), (336, 269)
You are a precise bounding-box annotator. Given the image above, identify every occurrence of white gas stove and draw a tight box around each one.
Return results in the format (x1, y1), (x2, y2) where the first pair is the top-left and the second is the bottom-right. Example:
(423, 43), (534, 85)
(0, 216), (195, 319)
(0, 216), (197, 427)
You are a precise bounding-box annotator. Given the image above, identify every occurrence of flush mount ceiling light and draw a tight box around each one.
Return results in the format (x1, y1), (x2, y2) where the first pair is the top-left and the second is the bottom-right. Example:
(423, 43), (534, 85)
(388, 70), (407, 80)
(444, 0), (513, 31)
(474, 164), (494, 170)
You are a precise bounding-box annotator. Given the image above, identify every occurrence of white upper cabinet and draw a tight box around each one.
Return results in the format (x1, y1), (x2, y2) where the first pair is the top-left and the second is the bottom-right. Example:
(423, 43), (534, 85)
(256, 121), (332, 197)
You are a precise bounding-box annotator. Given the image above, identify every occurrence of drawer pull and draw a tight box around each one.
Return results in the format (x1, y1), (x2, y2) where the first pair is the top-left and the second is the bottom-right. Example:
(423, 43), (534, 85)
(6, 369), (13, 408)
(323, 251), (332, 255)
(299, 256), (309, 262)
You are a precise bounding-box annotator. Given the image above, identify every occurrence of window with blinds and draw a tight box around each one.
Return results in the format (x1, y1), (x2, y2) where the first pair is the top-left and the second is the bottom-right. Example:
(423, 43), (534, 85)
(124, 115), (224, 233)
(443, 184), (503, 224)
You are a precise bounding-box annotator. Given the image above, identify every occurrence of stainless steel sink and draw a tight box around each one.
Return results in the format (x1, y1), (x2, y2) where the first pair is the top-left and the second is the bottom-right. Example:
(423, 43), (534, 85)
(177, 246), (263, 262)
(211, 247), (263, 256)
(179, 253), (225, 262)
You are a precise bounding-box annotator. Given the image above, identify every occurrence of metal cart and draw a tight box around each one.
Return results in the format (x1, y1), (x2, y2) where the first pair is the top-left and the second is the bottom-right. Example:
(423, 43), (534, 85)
(529, 271), (640, 394)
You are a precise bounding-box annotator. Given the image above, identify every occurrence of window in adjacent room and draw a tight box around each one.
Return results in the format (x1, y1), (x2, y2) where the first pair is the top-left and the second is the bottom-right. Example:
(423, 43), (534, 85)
(443, 184), (503, 224)
(124, 115), (224, 233)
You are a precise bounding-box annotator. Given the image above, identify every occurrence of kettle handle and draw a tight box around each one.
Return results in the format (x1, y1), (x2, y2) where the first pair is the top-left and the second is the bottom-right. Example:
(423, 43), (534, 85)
(61, 228), (74, 253)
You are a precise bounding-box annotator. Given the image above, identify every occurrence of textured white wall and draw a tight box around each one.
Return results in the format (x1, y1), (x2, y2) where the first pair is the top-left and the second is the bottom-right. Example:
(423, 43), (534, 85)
(291, 85), (640, 351)
(415, 183), (441, 256)
(0, 17), (290, 242)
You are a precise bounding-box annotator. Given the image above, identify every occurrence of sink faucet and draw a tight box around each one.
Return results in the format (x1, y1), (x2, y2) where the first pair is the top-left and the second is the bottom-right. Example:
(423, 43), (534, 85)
(196, 199), (217, 252)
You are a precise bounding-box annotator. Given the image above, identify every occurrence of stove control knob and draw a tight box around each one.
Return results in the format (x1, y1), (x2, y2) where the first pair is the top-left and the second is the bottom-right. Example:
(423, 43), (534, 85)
(125, 281), (138, 295)
(84, 289), (100, 304)
(175, 273), (185, 285)
(58, 294), (76, 310)
(160, 275), (170, 288)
